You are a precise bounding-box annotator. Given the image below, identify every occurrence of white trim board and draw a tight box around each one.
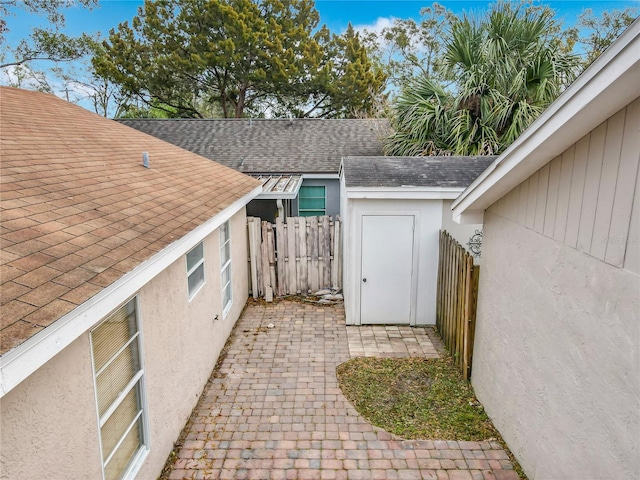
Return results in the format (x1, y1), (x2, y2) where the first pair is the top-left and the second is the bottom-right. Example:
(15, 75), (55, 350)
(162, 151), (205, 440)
(346, 187), (464, 200)
(0, 186), (262, 397)
(452, 19), (640, 223)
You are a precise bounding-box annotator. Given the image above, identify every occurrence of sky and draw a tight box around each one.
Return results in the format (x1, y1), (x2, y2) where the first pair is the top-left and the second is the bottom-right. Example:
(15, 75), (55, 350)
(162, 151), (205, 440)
(4, 0), (639, 45)
(2, 0), (637, 112)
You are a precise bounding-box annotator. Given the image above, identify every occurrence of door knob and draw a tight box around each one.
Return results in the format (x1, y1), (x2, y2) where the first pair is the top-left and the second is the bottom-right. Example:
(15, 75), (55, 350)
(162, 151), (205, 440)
(363, 278), (367, 282)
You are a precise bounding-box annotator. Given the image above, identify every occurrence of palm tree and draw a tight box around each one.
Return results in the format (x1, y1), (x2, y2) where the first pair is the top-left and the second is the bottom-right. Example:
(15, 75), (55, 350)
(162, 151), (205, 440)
(384, 1), (580, 156)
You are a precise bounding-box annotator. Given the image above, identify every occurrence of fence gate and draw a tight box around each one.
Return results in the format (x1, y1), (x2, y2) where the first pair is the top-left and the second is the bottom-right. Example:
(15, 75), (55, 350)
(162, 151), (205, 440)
(247, 216), (342, 299)
(436, 230), (480, 380)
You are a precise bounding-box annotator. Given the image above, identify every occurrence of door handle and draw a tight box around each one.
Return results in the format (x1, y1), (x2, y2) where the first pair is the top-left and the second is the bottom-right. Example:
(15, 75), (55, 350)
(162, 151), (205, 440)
(362, 278), (367, 282)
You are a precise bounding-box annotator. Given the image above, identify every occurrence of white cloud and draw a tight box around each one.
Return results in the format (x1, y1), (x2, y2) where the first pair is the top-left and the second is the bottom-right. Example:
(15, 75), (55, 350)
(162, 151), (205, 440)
(350, 16), (397, 37)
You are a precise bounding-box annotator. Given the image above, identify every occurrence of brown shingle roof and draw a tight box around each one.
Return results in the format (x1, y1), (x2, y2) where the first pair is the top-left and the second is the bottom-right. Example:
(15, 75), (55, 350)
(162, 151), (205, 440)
(0, 87), (261, 355)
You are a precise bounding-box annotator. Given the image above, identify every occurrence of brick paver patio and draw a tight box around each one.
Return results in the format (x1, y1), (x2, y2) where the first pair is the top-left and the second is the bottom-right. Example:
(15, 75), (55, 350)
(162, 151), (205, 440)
(164, 300), (520, 480)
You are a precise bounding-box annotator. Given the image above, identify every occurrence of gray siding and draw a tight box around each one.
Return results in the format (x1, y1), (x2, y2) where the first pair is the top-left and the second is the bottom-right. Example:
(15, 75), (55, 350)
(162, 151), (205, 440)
(489, 97), (640, 273)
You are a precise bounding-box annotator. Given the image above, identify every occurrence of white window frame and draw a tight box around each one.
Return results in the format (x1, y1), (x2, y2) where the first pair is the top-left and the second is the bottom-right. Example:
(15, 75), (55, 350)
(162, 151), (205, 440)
(220, 221), (232, 317)
(298, 185), (326, 216)
(186, 241), (205, 300)
(90, 296), (150, 480)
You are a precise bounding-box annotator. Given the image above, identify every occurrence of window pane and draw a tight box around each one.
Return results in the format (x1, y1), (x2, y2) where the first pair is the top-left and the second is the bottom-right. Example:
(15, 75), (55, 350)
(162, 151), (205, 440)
(103, 415), (143, 480)
(188, 263), (205, 295)
(101, 386), (141, 460)
(221, 264), (231, 287)
(186, 243), (204, 271)
(92, 302), (136, 372)
(220, 222), (229, 244)
(299, 186), (325, 198)
(96, 340), (140, 416)
(299, 197), (325, 210)
(221, 240), (231, 265)
(222, 284), (232, 309)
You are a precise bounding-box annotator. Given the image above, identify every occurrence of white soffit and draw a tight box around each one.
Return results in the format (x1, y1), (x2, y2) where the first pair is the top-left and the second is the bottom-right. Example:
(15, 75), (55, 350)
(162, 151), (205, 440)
(0, 186), (262, 397)
(452, 19), (640, 221)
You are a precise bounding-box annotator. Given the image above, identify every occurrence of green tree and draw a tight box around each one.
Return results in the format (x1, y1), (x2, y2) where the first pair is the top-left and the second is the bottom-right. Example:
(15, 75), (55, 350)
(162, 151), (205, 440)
(94, 0), (384, 118)
(361, 3), (454, 93)
(0, 0), (96, 69)
(384, 1), (580, 156)
(566, 7), (638, 66)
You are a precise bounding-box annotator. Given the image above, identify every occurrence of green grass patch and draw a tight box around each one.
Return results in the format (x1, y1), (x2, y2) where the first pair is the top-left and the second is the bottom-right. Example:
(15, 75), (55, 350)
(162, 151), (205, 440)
(336, 356), (498, 441)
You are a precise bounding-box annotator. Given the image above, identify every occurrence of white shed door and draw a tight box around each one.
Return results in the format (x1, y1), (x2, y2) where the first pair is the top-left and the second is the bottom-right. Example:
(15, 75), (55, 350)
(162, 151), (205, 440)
(360, 215), (415, 324)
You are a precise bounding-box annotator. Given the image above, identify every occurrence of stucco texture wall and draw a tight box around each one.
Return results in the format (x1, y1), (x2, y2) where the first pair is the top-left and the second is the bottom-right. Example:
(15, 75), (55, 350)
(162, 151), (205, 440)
(472, 211), (639, 479)
(0, 209), (250, 480)
(0, 335), (103, 480)
(441, 199), (484, 261)
(137, 208), (249, 479)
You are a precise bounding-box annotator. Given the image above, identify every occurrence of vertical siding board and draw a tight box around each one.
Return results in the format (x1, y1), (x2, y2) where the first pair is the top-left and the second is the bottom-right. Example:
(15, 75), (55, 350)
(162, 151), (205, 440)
(506, 185), (521, 222)
(607, 100), (640, 267)
(544, 156), (562, 238)
(526, 171), (539, 229)
(566, 135), (590, 248)
(554, 146), (575, 243)
(578, 122), (607, 253)
(623, 167), (640, 274)
(535, 164), (550, 233)
(518, 178), (529, 226)
(591, 109), (626, 260)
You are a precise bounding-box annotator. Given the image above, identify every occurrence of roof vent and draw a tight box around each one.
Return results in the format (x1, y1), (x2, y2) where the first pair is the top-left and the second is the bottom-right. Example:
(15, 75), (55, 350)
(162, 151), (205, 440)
(142, 152), (149, 168)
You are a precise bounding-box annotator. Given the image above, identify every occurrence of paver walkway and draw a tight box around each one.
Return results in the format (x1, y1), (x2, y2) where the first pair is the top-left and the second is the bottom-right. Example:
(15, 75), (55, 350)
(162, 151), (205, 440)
(164, 300), (520, 480)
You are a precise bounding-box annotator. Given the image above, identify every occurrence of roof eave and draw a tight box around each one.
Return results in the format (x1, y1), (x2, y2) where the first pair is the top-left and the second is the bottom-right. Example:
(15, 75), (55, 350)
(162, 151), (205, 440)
(0, 185), (262, 398)
(452, 19), (640, 224)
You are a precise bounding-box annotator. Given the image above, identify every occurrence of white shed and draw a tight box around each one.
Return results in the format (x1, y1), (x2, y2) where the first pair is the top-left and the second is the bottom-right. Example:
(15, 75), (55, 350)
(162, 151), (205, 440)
(340, 156), (494, 326)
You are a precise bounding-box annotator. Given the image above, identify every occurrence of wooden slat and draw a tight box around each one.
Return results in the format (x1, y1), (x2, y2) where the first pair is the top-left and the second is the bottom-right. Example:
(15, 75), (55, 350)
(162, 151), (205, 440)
(321, 216), (331, 288)
(607, 99), (640, 267)
(287, 217), (297, 294)
(332, 218), (341, 290)
(275, 217), (286, 296)
(247, 217), (259, 299)
(308, 216), (319, 292)
(261, 221), (271, 294)
(436, 230), (481, 379)
(298, 217), (308, 295)
(267, 223), (277, 292)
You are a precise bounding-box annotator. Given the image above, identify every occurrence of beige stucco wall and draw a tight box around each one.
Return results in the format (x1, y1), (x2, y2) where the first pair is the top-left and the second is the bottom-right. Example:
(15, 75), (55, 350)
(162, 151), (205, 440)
(441, 199), (483, 262)
(0, 208), (249, 480)
(473, 212), (639, 479)
(137, 208), (249, 479)
(471, 100), (640, 479)
(0, 335), (103, 479)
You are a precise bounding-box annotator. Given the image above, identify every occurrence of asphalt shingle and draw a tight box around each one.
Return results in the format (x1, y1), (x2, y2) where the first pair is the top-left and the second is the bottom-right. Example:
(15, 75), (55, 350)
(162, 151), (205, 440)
(117, 118), (389, 174)
(0, 87), (261, 355)
(342, 156), (497, 189)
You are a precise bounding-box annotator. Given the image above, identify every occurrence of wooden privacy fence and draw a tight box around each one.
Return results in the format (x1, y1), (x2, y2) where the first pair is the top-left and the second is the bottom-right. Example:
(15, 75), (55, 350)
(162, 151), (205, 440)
(436, 230), (480, 380)
(247, 216), (342, 299)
